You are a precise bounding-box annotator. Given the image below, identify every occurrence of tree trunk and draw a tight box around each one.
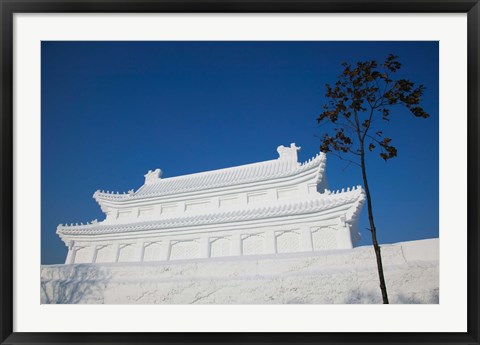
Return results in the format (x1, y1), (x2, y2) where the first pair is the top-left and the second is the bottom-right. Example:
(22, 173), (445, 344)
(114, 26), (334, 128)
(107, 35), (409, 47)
(360, 149), (389, 304)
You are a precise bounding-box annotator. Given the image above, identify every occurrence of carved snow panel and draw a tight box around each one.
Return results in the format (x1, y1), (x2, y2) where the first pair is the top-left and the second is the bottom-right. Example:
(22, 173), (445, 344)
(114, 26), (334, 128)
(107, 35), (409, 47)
(276, 231), (300, 253)
(95, 245), (115, 263)
(312, 228), (338, 251)
(161, 204), (176, 214)
(242, 234), (265, 256)
(277, 188), (298, 200)
(247, 192), (268, 204)
(117, 210), (132, 219)
(118, 244), (136, 262)
(219, 196), (238, 207)
(210, 237), (231, 258)
(185, 201), (210, 212)
(170, 240), (199, 261)
(139, 208), (153, 217)
(143, 242), (163, 262)
(74, 247), (91, 263)
(308, 184), (318, 194)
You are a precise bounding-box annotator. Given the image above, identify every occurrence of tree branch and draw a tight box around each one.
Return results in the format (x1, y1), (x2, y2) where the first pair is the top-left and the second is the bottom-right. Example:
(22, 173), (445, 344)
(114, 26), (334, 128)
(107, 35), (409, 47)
(327, 150), (361, 168)
(348, 148), (361, 156)
(365, 133), (383, 145)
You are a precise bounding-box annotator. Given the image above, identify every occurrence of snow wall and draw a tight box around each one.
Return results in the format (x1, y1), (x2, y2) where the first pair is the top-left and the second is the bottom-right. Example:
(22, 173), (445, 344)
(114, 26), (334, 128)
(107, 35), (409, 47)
(41, 238), (439, 304)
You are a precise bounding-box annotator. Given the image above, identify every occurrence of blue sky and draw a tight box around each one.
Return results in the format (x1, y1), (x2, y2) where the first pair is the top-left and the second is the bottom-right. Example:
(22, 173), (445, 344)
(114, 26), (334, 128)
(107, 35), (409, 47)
(41, 41), (438, 264)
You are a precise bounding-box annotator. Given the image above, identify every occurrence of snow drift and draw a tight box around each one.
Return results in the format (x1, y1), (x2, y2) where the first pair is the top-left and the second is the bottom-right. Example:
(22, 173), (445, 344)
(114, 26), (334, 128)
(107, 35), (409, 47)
(41, 238), (439, 304)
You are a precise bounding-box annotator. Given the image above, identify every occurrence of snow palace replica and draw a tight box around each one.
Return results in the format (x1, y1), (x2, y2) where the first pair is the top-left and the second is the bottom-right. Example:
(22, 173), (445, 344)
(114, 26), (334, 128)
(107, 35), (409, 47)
(57, 144), (365, 264)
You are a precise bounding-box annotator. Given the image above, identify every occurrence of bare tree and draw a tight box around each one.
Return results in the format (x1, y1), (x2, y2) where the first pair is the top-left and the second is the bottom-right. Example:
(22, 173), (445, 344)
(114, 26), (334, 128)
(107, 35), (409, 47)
(317, 54), (430, 303)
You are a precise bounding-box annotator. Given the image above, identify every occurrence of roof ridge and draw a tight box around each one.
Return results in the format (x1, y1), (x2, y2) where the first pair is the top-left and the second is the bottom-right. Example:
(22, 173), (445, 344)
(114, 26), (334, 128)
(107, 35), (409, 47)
(93, 152), (325, 202)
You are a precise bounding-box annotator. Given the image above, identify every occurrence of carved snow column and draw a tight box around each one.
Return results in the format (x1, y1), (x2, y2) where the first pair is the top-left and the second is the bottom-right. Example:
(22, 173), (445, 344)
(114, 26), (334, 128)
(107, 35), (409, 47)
(301, 226), (314, 252)
(267, 189), (277, 203)
(239, 193), (248, 207)
(108, 209), (118, 222)
(160, 240), (171, 261)
(178, 201), (186, 213)
(265, 231), (277, 254)
(200, 236), (210, 258)
(65, 241), (76, 264)
(113, 243), (121, 262)
(90, 245), (99, 263)
(134, 208), (140, 218)
(336, 215), (353, 249)
(299, 183), (309, 196)
(231, 233), (242, 256)
(65, 250), (74, 265)
(135, 241), (145, 262)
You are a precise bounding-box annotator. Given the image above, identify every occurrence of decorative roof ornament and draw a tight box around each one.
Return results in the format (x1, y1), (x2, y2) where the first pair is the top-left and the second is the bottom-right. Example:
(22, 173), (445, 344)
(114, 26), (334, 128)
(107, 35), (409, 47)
(277, 143), (301, 162)
(144, 168), (162, 184)
(93, 145), (326, 202)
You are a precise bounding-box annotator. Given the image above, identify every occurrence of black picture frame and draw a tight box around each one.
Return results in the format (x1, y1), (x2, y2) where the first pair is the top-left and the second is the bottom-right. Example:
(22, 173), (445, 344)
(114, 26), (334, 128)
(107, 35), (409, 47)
(1, 1), (478, 344)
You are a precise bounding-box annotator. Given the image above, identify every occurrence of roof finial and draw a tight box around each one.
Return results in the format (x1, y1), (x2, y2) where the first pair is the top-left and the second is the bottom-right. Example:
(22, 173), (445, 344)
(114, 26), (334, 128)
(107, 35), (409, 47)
(277, 143), (301, 162)
(144, 168), (162, 184)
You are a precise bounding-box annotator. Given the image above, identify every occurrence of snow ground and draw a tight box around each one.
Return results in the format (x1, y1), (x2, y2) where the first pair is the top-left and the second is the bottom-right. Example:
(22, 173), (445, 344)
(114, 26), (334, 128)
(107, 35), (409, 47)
(41, 238), (439, 304)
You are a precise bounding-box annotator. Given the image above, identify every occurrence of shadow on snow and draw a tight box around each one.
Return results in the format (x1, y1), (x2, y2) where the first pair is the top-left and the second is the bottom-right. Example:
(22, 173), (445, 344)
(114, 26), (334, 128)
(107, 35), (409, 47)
(41, 264), (113, 304)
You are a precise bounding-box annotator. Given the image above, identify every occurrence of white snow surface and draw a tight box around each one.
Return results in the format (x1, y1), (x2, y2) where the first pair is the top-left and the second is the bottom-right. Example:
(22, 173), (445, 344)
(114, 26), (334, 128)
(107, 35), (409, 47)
(41, 238), (439, 304)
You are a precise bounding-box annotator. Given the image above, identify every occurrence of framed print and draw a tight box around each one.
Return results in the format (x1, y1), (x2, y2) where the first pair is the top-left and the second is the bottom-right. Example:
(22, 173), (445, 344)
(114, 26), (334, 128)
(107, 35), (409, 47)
(1, 1), (479, 344)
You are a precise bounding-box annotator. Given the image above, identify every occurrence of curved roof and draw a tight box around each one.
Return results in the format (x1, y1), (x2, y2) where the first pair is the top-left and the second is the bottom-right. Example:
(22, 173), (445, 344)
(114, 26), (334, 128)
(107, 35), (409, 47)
(93, 151), (326, 203)
(58, 186), (364, 236)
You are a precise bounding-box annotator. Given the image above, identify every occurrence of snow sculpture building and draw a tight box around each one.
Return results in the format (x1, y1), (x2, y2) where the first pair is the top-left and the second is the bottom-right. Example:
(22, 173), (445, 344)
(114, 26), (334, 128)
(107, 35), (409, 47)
(57, 144), (365, 264)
